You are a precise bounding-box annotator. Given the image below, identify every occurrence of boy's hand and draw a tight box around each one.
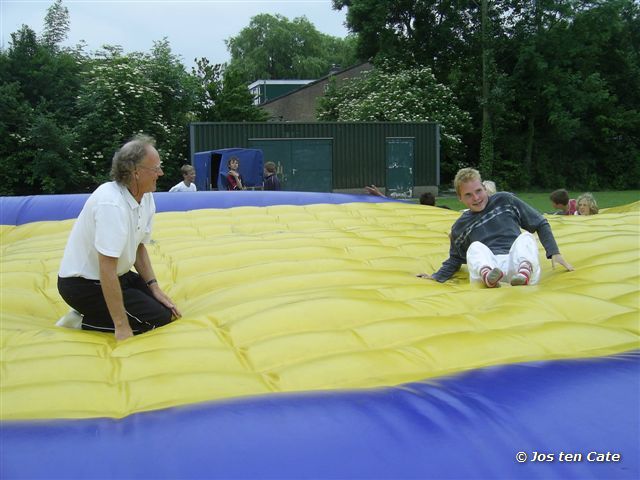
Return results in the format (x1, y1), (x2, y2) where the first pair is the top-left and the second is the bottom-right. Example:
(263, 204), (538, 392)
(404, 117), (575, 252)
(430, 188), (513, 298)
(551, 254), (574, 271)
(416, 273), (434, 280)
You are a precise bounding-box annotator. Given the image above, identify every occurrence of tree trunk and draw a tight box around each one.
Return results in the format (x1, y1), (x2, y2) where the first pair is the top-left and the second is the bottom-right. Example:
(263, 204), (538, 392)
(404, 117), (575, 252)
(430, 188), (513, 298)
(479, 0), (494, 177)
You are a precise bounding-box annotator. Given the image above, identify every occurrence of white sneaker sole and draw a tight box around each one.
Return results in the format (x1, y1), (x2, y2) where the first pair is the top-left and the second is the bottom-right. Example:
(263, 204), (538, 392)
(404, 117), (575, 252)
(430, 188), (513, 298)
(56, 310), (83, 329)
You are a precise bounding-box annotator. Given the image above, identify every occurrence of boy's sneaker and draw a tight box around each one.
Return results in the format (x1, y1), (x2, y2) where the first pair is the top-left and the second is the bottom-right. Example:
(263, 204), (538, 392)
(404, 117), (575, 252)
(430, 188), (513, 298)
(56, 309), (83, 329)
(480, 266), (503, 288)
(511, 261), (533, 286)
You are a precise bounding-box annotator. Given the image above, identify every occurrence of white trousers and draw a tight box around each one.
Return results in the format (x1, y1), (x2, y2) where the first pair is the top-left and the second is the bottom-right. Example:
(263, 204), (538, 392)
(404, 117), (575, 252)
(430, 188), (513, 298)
(466, 232), (541, 285)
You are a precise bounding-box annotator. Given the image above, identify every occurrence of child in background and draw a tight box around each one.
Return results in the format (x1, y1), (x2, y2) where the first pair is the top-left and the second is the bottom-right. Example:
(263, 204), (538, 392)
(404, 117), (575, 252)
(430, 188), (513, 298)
(365, 186), (450, 209)
(169, 165), (197, 192)
(226, 156), (245, 190)
(549, 189), (577, 215)
(482, 180), (497, 196)
(263, 161), (281, 191)
(576, 193), (599, 215)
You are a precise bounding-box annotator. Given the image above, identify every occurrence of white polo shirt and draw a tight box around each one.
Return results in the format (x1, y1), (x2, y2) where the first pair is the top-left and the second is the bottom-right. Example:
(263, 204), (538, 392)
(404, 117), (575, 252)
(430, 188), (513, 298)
(59, 182), (155, 279)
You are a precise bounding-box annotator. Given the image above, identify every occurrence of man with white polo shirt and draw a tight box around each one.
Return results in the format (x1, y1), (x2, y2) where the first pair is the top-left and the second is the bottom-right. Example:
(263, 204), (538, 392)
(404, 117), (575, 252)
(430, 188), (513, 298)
(57, 135), (181, 341)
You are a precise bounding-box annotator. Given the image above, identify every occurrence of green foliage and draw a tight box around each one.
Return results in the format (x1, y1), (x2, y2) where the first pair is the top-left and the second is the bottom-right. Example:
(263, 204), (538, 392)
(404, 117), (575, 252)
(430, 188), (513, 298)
(73, 42), (204, 191)
(4, 0), (636, 195)
(28, 112), (79, 193)
(335, 0), (640, 189)
(317, 62), (471, 178)
(41, 0), (70, 47)
(0, 23), (84, 194)
(479, 120), (494, 179)
(226, 13), (358, 83)
(192, 57), (268, 122)
(0, 1), (274, 196)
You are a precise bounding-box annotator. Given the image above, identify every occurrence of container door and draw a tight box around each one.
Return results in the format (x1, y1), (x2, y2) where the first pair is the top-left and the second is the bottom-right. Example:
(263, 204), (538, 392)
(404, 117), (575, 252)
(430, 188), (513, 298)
(248, 139), (291, 189)
(249, 139), (332, 192)
(289, 139), (332, 192)
(385, 138), (414, 198)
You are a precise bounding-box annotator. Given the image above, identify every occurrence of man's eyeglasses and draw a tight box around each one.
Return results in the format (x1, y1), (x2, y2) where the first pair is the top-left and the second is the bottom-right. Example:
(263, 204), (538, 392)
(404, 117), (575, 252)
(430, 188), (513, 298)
(138, 164), (163, 173)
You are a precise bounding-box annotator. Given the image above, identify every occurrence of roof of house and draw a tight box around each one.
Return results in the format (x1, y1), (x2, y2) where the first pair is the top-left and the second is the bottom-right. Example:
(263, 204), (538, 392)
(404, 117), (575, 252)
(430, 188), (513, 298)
(259, 62), (373, 106)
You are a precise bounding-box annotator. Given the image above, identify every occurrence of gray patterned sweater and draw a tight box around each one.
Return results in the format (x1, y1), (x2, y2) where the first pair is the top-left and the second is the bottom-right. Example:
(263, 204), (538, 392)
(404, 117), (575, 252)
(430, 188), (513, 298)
(431, 192), (560, 282)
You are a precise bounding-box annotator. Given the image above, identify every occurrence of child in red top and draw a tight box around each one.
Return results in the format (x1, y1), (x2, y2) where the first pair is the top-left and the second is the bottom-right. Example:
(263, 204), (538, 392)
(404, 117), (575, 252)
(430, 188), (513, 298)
(226, 156), (244, 190)
(549, 189), (576, 215)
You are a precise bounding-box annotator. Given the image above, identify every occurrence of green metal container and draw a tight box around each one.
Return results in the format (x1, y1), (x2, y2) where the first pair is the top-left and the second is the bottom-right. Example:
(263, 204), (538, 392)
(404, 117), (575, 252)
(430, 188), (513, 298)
(189, 122), (440, 194)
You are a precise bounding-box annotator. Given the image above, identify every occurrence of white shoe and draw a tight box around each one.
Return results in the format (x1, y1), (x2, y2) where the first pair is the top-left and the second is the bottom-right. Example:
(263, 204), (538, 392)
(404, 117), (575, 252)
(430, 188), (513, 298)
(56, 309), (83, 329)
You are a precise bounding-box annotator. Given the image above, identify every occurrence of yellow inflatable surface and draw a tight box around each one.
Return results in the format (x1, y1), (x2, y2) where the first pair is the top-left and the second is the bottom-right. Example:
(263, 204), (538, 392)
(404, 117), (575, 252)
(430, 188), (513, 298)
(1, 202), (639, 420)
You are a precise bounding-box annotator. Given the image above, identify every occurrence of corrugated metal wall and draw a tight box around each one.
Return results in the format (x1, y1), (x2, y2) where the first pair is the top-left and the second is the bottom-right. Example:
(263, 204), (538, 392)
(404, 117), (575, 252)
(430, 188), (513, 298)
(190, 122), (440, 189)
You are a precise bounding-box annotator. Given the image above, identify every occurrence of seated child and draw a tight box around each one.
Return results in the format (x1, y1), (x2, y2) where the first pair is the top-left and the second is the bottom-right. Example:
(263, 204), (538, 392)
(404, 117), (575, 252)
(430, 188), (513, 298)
(169, 165), (197, 192)
(226, 156), (245, 190)
(576, 192), (599, 215)
(549, 189), (577, 215)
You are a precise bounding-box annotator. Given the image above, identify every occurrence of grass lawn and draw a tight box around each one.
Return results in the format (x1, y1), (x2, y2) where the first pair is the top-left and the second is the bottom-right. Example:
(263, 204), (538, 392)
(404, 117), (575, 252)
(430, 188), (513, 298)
(435, 190), (640, 213)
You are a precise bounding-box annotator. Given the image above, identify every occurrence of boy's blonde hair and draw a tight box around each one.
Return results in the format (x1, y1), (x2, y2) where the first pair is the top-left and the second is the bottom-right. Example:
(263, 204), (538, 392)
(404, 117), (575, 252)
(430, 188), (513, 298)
(454, 168), (482, 196)
(264, 161), (276, 173)
(577, 192), (599, 214)
(181, 165), (195, 176)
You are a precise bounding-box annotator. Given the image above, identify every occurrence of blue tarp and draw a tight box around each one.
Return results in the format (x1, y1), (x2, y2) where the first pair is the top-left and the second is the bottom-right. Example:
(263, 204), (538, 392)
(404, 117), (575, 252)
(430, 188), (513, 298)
(193, 148), (264, 191)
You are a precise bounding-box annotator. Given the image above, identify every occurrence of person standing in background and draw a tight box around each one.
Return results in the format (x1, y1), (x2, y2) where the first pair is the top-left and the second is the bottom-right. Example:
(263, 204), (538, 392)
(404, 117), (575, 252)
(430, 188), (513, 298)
(226, 156), (245, 190)
(169, 165), (197, 192)
(263, 161), (281, 191)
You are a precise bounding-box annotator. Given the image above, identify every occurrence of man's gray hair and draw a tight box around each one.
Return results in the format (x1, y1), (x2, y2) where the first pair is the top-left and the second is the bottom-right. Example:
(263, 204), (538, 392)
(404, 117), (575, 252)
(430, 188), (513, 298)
(110, 134), (156, 185)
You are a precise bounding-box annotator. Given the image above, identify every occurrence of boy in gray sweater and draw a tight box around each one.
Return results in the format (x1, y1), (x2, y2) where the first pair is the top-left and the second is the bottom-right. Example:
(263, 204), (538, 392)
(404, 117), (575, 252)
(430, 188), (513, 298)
(419, 168), (573, 287)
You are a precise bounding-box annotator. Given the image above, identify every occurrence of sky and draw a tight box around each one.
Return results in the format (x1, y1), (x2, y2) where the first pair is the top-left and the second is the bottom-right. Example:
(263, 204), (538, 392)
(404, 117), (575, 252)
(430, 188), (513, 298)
(1, 0), (350, 68)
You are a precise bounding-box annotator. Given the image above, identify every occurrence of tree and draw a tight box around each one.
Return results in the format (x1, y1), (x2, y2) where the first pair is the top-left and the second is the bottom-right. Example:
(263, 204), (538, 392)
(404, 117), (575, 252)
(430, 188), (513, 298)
(226, 13), (358, 83)
(1, 2), (272, 195)
(497, 0), (640, 189)
(192, 57), (268, 122)
(317, 63), (471, 179)
(334, 0), (640, 189)
(332, 0), (498, 183)
(27, 111), (79, 193)
(73, 42), (204, 191)
(333, 0), (480, 81)
(0, 24), (84, 194)
(42, 0), (70, 47)
(478, 0), (495, 180)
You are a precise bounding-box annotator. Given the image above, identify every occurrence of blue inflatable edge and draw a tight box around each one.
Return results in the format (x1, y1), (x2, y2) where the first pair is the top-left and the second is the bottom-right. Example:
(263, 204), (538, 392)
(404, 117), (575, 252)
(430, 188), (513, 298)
(0, 191), (400, 226)
(2, 352), (638, 479)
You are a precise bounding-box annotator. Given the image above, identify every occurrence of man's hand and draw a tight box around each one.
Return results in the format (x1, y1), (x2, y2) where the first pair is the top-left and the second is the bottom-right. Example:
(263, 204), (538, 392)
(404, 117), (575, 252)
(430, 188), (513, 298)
(551, 254), (574, 271)
(416, 273), (434, 280)
(99, 253), (134, 342)
(114, 322), (134, 341)
(149, 284), (182, 319)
